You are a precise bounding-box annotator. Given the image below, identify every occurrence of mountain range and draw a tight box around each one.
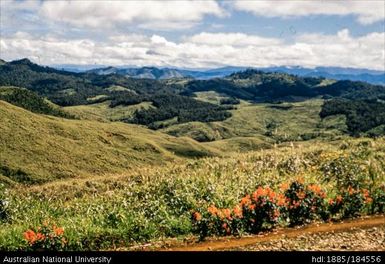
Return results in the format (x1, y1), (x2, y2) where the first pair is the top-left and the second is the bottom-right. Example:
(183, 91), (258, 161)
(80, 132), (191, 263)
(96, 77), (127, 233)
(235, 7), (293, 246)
(53, 64), (385, 85)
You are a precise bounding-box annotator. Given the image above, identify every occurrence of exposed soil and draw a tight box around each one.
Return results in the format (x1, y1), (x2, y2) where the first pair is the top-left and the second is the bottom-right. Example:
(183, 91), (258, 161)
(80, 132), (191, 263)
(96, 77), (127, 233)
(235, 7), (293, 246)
(160, 215), (385, 251)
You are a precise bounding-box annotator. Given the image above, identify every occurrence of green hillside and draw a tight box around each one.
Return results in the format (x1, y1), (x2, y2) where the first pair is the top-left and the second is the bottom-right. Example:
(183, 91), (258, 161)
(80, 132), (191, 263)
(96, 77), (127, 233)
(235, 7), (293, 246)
(0, 101), (216, 184)
(162, 98), (348, 145)
(0, 86), (73, 118)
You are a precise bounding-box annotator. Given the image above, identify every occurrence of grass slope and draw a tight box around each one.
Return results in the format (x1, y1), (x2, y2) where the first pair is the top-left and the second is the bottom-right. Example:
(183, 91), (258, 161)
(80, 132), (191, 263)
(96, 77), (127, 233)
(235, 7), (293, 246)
(162, 99), (347, 148)
(0, 101), (216, 184)
(64, 100), (154, 122)
(1, 137), (384, 250)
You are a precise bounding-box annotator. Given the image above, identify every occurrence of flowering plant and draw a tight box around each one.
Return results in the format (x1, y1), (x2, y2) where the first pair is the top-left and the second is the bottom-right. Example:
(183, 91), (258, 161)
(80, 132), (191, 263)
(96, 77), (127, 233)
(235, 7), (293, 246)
(23, 222), (67, 250)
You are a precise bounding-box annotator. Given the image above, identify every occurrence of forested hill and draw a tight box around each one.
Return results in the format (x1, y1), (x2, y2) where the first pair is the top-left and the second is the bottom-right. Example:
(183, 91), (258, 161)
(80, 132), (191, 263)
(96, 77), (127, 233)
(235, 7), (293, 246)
(1, 59), (384, 131)
(184, 69), (385, 101)
(1, 59), (384, 105)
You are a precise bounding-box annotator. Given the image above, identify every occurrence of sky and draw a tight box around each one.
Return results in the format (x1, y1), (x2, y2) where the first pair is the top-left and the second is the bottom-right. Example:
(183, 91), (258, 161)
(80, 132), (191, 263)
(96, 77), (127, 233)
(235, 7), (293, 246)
(0, 0), (384, 70)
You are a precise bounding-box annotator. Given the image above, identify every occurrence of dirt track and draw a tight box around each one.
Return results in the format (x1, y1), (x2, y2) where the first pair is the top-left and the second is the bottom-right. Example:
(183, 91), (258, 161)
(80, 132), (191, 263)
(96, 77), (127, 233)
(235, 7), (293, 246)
(163, 215), (385, 251)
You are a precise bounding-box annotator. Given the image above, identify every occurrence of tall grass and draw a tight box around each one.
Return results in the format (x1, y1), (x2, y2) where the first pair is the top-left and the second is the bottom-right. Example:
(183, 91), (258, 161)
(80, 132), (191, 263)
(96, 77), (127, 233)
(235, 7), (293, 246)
(1, 138), (384, 250)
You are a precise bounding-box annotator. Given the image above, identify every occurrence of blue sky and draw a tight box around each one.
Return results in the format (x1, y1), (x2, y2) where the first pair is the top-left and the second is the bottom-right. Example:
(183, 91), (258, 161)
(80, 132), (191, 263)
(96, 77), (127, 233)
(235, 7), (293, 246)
(0, 0), (384, 70)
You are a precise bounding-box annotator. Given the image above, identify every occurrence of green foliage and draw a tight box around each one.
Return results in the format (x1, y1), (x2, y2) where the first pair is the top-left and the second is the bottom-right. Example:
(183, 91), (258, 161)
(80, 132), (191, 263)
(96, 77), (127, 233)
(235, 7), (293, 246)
(284, 181), (328, 225)
(0, 87), (73, 118)
(371, 185), (385, 213)
(126, 94), (231, 128)
(320, 99), (385, 136)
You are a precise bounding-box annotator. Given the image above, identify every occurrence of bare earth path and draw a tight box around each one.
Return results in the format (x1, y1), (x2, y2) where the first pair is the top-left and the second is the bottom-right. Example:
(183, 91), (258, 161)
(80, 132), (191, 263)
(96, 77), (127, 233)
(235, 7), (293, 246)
(162, 215), (385, 251)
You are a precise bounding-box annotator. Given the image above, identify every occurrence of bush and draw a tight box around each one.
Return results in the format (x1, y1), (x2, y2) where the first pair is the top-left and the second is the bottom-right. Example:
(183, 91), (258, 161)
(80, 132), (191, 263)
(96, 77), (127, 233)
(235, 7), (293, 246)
(191, 179), (383, 240)
(192, 206), (240, 240)
(23, 222), (68, 250)
(283, 180), (328, 225)
(240, 187), (281, 232)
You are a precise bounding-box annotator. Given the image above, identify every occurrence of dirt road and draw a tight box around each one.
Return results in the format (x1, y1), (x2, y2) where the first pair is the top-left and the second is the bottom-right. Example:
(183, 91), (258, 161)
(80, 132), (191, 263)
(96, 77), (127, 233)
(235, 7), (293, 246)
(163, 215), (385, 251)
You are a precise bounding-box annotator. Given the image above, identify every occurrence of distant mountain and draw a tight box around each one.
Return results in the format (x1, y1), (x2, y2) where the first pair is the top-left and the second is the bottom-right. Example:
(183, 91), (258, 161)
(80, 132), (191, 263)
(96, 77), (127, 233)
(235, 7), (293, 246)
(87, 66), (188, 79)
(259, 66), (385, 85)
(84, 65), (385, 84)
(84, 66), (248, 80)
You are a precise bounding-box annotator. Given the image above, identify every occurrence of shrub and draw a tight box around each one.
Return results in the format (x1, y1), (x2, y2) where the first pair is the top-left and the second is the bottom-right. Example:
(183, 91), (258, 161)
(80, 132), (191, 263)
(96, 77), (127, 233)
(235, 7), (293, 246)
(240, 187), (281, 233)
(284, 180), (327, 226)
(192, 180), (330, 239)
(23, 222), (68, 250)
(341, 187), (371, 218)
(192, 206), (240, 240)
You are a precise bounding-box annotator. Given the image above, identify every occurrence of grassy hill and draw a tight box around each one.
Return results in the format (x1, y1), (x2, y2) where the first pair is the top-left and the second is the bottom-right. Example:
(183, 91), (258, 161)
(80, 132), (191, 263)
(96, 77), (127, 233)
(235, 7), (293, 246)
(1, 136), (384, 250)
(0, 86), (73, 118)
(162, 98), (348, 146)
(64, 100), (154, 122)
(0, 101), (217, 184)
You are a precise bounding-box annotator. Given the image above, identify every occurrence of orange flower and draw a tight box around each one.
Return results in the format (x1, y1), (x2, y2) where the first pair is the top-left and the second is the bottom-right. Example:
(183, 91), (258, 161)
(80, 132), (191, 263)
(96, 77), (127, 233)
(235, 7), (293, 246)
(24, 230), (36, 243)
(280, 182), (289, 191)
(267, 189), (276, 200)
(329, 198), (334, 205)
(277, 194), (287, 207)
(248, 204), (256, 211)
(308, 184), (322, 195)
(54, 227), (64, 236)
(362, 189), (370, 198)
(222, 208), (232, 220)
(240, 195), (251, 206)
(233, 206), (243, 218)
(253, 187), (266, 201)
(193, 212), (202, 221)
(208, 205), (218, 216)
(348, 186), (355, 195)
(36, 232), (45, 241)
(365, 197), (373, 204)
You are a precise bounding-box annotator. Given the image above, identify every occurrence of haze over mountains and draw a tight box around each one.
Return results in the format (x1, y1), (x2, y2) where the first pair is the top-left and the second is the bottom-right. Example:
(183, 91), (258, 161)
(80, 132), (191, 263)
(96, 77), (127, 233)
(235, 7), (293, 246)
(54, 64), (385, 85)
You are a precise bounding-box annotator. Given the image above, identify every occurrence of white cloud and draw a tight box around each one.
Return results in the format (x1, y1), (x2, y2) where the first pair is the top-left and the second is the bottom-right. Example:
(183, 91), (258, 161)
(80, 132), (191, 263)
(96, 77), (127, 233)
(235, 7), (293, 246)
(39, 0), (226, 29)
(186, 32), (282, 46)
(1, 30), (384, 70)
(233, 0), (385, 25)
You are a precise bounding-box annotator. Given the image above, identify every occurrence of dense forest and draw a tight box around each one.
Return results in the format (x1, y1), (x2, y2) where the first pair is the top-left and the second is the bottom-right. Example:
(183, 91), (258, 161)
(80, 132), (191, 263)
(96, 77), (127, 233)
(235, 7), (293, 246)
(320, 99), (385, 136)
(185, 70), (385, 102)
(121, 94), (232, 129)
